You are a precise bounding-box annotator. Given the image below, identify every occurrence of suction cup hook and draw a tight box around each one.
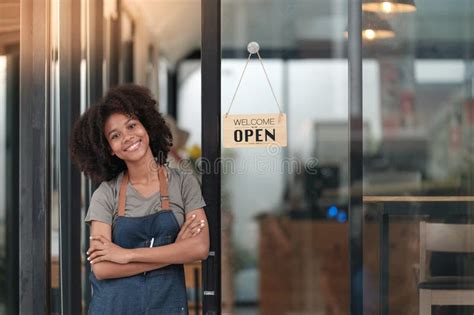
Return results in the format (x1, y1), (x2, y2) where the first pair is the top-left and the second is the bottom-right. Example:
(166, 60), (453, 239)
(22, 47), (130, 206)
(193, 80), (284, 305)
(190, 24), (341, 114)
(247, 41), (260, 54)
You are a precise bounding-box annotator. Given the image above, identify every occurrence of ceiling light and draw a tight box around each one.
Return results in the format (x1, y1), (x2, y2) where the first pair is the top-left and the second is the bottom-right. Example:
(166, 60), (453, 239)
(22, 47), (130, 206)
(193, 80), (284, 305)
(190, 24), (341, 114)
(363, 0), (416, 13)
(362, 12), (395, 40)
(344, 12), (395, 41)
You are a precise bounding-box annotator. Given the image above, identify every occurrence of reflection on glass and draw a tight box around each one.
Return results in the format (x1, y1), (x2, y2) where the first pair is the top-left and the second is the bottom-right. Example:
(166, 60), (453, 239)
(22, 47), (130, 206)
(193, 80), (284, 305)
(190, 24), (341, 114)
(363, 0), (473, 314)
(362, 12), (395, 40)
(362, 0), (417, 14)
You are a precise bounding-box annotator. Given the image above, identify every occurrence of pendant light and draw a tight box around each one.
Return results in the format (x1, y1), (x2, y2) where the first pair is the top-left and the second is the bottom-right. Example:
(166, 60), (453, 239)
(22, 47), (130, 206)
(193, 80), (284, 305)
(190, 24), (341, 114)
(345, 12), (395, 41)
(362, 0), (416, 13)
(362, 12), (395, 40)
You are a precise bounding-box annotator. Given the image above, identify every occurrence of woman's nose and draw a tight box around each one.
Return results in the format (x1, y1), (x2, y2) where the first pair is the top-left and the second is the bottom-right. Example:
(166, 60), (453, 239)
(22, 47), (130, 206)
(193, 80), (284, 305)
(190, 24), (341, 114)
(123, 132), (135, 143)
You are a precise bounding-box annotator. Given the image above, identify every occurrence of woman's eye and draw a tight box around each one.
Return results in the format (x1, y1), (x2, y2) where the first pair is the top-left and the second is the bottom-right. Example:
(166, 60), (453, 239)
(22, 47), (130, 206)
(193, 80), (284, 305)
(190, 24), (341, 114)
(111, 134), (119, 140)
(129, 123), (136, 129)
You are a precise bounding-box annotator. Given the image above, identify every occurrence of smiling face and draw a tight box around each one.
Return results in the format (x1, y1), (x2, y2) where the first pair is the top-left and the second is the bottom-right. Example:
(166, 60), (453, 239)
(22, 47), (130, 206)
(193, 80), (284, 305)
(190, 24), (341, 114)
(104, 112), (151, 163)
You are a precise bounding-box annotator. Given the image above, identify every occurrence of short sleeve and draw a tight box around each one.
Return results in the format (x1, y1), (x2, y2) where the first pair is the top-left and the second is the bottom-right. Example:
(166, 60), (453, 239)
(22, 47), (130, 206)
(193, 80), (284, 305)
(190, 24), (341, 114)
(84, 181), (116, 225)
(181, 172), (206, 213)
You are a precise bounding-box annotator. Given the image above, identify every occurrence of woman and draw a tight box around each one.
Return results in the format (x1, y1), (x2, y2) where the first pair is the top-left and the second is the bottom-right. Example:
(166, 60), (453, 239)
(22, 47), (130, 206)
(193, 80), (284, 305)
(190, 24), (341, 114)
(70, 84), (209, 314)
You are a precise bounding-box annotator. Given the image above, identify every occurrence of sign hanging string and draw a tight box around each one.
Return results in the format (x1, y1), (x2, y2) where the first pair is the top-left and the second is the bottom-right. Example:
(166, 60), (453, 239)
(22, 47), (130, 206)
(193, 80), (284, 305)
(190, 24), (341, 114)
(225, 42), (284, 118)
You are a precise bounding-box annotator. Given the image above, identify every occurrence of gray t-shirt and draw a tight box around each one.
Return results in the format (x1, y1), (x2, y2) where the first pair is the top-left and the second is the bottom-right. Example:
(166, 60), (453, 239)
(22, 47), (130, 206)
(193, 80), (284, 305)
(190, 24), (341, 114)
(84, 166), (206, 227)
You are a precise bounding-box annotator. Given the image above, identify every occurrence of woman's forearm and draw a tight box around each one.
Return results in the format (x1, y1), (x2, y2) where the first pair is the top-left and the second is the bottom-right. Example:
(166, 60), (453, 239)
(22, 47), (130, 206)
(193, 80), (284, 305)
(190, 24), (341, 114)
(92, 261), (169, 280)
(128, 236), (208, 264)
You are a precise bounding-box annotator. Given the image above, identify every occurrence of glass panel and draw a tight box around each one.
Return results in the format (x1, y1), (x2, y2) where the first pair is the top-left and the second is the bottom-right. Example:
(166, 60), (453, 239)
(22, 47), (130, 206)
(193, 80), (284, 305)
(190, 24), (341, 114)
(0, 1), (20, 312)
(80, 0), (94, 314)
(362, 1), (474, 314)
(222, 1), (349, 314)
(50, 0), (61, 313)
(177, 60), (202, 153)
(80, 1), (88, 311)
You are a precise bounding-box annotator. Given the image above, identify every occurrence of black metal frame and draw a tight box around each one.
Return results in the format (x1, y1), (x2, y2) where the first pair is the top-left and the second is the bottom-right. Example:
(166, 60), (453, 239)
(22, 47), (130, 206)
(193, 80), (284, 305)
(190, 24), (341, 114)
(201, 0), (222, 313)
(167, 70), (178, 119)
(348, 1), (363, 315)
(19, 0), (51, 314)
(183, 43), (474, 62)
(58, 0), (82, 313)
(5, 49), (20, 315)
(379, 204), (389, 315)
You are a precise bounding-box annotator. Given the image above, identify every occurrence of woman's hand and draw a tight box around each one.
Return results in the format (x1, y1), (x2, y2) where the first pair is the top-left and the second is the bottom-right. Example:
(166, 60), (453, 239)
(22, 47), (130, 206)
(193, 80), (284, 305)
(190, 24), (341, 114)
(87, 235), (132, 264)
(87, 214), (205, 264)
(176, 214), (206, 242)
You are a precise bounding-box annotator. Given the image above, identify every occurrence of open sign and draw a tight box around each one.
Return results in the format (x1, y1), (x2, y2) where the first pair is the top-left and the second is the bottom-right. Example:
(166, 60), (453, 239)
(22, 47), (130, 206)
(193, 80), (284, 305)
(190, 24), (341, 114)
(223, 113), (287, 148)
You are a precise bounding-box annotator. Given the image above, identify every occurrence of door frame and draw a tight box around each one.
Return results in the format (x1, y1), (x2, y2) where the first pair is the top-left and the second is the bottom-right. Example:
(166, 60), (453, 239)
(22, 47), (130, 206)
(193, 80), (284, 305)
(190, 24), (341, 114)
(201, 0), (222, 313)
(200, 1), (364, 314)
(348, 1), (364, 315)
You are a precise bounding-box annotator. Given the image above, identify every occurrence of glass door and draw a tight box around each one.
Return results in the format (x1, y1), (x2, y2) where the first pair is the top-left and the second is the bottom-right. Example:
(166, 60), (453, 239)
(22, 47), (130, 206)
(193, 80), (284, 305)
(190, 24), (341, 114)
(219, 1), (351, 314)
(362, 1), (474, 315)
(214, 1), (474, 315)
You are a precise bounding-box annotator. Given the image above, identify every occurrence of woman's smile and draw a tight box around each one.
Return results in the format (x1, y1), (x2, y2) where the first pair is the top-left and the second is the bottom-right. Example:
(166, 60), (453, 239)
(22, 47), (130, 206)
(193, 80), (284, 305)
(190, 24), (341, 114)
(124, 139), (142, 152)
(104, 113), (152, 162)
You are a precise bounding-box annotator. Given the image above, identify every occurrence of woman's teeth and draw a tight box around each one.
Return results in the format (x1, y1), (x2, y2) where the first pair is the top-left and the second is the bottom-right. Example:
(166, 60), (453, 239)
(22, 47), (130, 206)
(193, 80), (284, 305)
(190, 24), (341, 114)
(126, 141), (140, 152)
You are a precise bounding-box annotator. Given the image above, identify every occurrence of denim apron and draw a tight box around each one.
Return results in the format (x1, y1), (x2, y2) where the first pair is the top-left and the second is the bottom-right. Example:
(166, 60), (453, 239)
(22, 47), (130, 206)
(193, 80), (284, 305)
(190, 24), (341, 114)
(89, 166), (188, 315)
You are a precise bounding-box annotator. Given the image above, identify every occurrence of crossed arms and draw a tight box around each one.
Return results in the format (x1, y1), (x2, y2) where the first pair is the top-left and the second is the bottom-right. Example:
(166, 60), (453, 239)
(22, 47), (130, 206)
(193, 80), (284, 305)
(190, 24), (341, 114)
(87, 208), (209, 280)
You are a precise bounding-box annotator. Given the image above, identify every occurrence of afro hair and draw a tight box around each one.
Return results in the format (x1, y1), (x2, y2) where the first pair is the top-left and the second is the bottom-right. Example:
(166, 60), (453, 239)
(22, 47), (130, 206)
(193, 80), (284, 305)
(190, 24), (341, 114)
(70, 84), (172, 183)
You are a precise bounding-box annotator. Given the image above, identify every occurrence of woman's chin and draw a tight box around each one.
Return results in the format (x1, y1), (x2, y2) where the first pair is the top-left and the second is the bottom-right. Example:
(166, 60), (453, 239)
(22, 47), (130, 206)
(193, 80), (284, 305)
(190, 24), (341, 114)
(122, 149), (153, 164)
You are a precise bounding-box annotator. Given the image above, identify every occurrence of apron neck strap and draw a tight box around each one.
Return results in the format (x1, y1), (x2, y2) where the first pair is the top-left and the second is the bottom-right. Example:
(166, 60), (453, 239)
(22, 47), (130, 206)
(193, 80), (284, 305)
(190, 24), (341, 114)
(117, 172), (128, 217)
(117, 165), (169, 217)
(159, 166), (170, 210)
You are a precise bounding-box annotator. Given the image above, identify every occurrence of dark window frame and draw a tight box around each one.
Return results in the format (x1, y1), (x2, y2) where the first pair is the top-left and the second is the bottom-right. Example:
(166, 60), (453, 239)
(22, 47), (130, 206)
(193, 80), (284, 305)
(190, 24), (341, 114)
(201, 0), (222, 313)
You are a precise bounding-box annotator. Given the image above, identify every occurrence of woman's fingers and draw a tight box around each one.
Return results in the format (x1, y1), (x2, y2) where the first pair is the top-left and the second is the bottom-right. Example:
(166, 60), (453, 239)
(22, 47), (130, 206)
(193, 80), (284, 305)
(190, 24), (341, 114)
(182, 220), (205, 239)
(190, 221), (206, 235)
(90, 256), (105, 265)
(177, 214), (196, 239)
(87, 235), (110, 257)
(182, 214), (196, 230)
(90, 235), (109, 244)
(87, 250), (105, 262)
(87, 241), (106, 255)
(188, 221), (204, 232)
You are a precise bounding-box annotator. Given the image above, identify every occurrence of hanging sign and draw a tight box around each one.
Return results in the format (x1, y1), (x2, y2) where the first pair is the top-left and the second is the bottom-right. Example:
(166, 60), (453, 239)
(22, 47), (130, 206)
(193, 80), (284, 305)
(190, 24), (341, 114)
(224, 113), (287, 148)
(223, 41), (288, 149)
